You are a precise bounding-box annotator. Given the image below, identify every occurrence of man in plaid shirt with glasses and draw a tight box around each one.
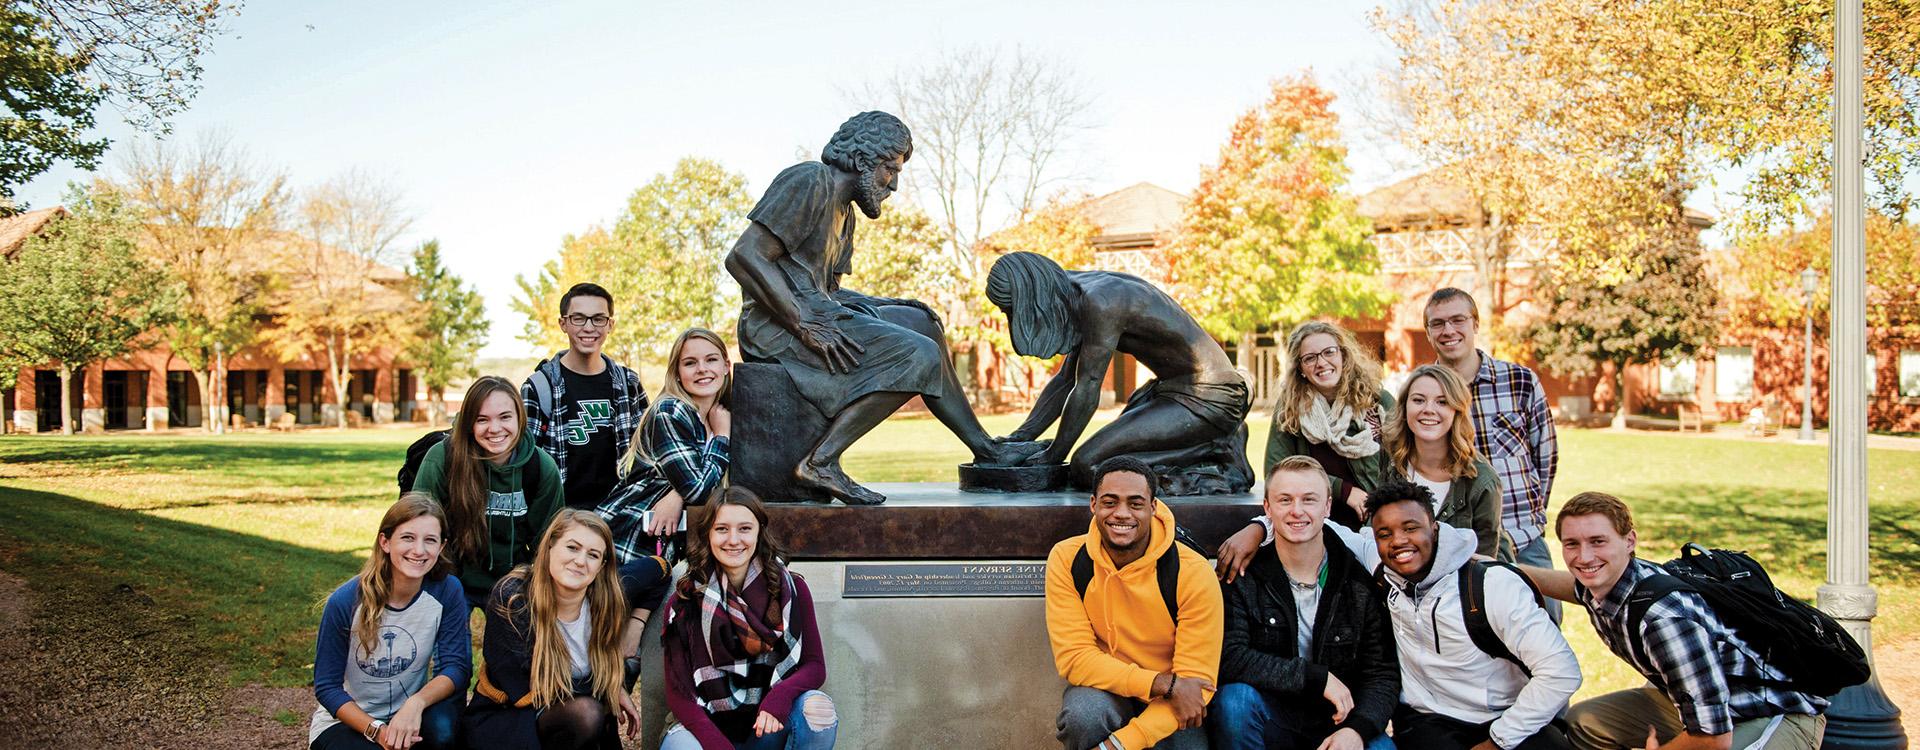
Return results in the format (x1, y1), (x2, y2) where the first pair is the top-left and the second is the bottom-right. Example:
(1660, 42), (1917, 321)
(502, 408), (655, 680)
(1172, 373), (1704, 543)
(1425, 287), (1562, 620)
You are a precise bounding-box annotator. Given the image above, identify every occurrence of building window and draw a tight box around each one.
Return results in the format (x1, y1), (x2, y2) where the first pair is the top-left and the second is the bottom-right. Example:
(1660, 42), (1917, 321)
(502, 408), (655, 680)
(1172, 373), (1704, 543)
(1901, 350), (1920, 398)
(1868, 354), (1878, 396)
(1715, 346), (1754, 400)
(1659, 356), (1697, 398)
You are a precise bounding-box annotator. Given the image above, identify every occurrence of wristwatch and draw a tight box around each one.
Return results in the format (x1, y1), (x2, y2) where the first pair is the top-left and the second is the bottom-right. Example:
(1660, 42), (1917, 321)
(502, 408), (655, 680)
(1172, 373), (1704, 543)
(364, 719), (385, 743)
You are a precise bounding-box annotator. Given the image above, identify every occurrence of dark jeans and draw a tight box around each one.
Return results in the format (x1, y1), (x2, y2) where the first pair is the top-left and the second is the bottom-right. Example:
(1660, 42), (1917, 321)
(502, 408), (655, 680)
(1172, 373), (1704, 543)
(1206, 683), (1394, 750)
(1394, 704), (1572, 750)
(311, 693), (462, 750)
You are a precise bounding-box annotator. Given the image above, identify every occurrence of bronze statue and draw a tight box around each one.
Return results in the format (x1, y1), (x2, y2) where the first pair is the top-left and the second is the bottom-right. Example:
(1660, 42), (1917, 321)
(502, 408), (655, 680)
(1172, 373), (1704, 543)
(726, 112), (1031, 506)
(988, 252), (1254, 494)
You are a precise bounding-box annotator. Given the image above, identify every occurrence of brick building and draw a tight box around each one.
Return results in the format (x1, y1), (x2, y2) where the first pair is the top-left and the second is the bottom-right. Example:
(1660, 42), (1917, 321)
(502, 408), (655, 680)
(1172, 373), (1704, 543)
(0, 210), (424, 433)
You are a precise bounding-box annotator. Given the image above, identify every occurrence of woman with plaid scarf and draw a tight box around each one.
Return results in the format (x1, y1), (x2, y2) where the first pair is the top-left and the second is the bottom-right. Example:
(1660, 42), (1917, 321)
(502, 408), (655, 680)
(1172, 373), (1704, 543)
(661, 488), (835, 750)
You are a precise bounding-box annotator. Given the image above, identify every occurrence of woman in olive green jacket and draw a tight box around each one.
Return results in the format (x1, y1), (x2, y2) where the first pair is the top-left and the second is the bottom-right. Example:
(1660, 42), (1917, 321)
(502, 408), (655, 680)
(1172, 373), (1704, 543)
(1382, 364), (1513, 560)
(1264, 321), (1394, 530)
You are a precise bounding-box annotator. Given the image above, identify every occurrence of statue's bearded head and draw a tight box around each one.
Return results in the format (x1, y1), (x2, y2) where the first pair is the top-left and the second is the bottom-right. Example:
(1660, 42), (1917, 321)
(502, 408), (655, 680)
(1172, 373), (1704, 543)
(823, 111), (913, 220)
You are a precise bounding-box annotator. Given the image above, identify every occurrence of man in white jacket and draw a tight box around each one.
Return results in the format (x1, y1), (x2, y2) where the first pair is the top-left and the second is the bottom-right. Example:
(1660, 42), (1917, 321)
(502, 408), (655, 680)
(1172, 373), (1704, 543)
(1351, 480), (1582, 750)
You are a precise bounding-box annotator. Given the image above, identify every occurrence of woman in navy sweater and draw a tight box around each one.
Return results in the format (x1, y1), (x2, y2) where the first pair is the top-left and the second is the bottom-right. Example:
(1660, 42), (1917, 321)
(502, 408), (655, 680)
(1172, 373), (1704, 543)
(310, 493), (470, 750)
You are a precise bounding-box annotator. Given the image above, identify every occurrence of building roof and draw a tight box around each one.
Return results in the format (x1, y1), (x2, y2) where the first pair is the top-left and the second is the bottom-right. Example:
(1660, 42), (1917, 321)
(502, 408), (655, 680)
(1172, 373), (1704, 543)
(0, 207), (68, 259)
(1082, 182), (1187, 248)
(1358, 168), (1716, 231)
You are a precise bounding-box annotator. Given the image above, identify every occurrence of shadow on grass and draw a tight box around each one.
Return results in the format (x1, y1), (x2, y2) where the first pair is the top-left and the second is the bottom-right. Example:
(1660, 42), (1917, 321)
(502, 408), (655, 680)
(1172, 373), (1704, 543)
(0, 484), (364, 687)
(1608, 482), (1920, 584)
(0, 438), (405, 475)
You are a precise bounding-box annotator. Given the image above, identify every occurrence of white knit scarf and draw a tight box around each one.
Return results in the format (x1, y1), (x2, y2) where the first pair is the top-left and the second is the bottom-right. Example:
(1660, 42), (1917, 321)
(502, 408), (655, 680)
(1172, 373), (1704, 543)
(1297, 393), (1379, 459)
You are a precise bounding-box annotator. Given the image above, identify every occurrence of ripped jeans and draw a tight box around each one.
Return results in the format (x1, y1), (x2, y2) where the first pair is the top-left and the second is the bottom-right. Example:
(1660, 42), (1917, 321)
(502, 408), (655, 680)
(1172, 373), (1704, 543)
(661, 689), (837, 750)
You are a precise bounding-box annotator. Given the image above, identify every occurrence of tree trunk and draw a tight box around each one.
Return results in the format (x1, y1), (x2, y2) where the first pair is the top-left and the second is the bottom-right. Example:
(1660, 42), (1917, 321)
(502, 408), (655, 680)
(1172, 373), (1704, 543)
(213, 350), (226, 435)
(1610, 361), (1630, 430)
(428, 386), (444, 428)
(58, 363), (74, 436)
(197, 368), (215, 433)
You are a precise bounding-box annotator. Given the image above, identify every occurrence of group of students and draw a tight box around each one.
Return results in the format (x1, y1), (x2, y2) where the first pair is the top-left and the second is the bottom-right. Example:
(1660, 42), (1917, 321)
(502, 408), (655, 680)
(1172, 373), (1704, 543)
(309, 279), (1836, 750)
(1044, 288), (1832, 750)
(312, 283), (833, 750)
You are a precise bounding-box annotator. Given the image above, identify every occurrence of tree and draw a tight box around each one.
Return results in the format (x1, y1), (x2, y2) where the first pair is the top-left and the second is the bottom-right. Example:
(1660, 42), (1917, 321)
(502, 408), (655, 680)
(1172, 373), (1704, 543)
(113, 132), (285, 432)
(3, 1), (242, 208)
(1719, 210), (1920, 336)
(0, 183), (175, 433)
(512, 157), (751, 368)
(403, 239), (485, 427)
(841, 202), (956, 302)
(1371, 0), (1920, 262)
(864, 46), (1094, 394)
(273, 169), (415, 427)
(1525, 221), (1720, 428)
(1, 4), (106, 209)
(1174, 73), (1389, 356)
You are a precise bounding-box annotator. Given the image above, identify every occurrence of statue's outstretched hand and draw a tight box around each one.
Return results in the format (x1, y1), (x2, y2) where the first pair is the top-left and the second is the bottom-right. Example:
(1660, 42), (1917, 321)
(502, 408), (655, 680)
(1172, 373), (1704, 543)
(797, 318), (865, 373)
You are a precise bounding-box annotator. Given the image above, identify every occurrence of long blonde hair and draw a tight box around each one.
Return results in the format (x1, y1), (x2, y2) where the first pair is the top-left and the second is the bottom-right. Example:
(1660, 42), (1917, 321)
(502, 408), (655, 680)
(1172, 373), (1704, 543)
(352, 493), (453, 656)
(498, 509), (627, 710)
(1272, 320), (1384, 433)
(620, 328), (732, 477)
(1383, 364), (1481, 480)
(446, 376), (524, 566)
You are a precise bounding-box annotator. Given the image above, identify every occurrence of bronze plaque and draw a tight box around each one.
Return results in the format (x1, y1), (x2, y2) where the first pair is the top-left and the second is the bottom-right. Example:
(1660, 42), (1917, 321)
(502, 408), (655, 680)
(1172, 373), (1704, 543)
(842, 563), (1047, 598)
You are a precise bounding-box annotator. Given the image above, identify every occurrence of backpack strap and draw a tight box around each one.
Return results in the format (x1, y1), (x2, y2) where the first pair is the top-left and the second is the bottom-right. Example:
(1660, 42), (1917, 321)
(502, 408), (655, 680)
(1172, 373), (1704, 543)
(1459, 561), (1543, 676)
(1072, 544), (1094, 600)
(530, 363), (556, 425)
(1624, 572), (1690, 670)
(1156, 543), (1181, 626)
(1070, 541), (1182, 627)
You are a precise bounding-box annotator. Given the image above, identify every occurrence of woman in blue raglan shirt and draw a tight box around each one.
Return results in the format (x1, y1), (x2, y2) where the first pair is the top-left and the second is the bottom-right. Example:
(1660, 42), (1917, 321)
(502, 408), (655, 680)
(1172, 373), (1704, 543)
(311, 493), (471, 750)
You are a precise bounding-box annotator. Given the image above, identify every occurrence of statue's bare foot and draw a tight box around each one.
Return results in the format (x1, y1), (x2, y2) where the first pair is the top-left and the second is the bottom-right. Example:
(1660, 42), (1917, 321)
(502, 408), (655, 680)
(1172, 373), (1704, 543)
(976, 439), (1051, 467)
(794, 460), (886, 506)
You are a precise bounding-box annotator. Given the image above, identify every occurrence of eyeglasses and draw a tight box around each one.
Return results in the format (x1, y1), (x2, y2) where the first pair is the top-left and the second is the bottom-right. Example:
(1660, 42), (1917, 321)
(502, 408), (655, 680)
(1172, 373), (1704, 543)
(1425, 315), (1473, 332)
(1299, 346), (1341, 368)
(565, 314), (613, 329)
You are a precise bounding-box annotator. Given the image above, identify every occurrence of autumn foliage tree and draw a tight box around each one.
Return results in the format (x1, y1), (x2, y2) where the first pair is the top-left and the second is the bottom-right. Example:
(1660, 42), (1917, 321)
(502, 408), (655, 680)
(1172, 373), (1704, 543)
(1174, 73), (1387, 356)
(841, 202), (955, 302)
(1719, 211), (1920, 337)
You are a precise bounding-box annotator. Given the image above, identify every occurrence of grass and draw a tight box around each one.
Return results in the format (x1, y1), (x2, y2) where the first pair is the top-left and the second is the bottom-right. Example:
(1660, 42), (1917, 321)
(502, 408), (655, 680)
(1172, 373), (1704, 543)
(2, 418), (1917, 702)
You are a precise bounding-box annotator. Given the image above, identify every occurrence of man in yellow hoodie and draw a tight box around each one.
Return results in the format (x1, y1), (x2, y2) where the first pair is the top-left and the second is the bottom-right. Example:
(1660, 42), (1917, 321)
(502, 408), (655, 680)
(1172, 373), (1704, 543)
(1047, 456), (1225, 750)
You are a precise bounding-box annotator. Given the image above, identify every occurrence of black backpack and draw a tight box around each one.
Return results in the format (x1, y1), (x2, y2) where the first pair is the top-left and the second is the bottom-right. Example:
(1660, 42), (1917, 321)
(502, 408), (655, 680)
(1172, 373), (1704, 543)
(1071, 526), (1207, 625)
(397, 429), (451, 496)
(1457, 560), (1548, 675)
(1624, 544), (1869, 697)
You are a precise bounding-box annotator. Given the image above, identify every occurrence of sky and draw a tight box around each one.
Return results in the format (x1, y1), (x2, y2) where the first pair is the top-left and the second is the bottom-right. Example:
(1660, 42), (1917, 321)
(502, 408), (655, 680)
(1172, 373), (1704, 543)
(22, 1), (1468, 358)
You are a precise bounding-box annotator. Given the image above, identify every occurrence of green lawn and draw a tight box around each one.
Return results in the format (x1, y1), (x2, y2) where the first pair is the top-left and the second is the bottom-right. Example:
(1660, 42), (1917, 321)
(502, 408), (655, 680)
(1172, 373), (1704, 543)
(1, 417), (1915, 701)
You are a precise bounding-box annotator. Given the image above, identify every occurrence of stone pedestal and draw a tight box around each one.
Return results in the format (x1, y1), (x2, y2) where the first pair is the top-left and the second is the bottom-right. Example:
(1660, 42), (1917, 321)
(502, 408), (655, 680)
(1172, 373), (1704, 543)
(732, 362), (832, 502)
(746, 488), (1258, 749)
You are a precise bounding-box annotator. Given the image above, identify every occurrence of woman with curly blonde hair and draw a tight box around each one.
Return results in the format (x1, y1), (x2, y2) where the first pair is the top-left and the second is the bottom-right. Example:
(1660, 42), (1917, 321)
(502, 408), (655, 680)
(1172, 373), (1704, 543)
(1263, 321), (1393, 529)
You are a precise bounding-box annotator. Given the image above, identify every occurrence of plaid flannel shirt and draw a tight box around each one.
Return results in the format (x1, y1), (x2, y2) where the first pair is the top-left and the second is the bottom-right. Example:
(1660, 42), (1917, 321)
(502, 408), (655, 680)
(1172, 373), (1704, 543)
(598, 396), (730, 563)
(1464, 351), (1558, 547)
(1579, 559), (1826, 736)
(522, 352), (648, 489)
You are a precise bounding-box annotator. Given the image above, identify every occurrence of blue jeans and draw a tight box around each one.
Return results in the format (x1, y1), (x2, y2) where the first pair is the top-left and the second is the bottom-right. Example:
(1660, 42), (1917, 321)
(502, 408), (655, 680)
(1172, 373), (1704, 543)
(1207, 683), (1395, 750)
(661, 690), (836, 750)
(1514, 535), (1564, 623)
(310, 692), (462, 750)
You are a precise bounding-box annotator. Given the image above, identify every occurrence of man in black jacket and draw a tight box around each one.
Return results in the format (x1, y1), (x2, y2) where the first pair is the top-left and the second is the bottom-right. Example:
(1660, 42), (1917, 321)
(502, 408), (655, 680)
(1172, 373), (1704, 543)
(1208, 455), (1398, 750)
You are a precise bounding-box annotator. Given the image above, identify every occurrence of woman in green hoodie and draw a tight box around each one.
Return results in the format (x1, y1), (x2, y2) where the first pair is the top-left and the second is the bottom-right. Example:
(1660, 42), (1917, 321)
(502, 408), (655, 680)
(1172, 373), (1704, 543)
(413, 375), (565, 608)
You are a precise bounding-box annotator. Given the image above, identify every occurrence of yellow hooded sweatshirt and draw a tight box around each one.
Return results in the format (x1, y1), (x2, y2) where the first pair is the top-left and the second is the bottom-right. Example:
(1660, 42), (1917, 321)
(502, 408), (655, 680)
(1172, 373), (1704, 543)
(1046, 500), (1224, 750)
